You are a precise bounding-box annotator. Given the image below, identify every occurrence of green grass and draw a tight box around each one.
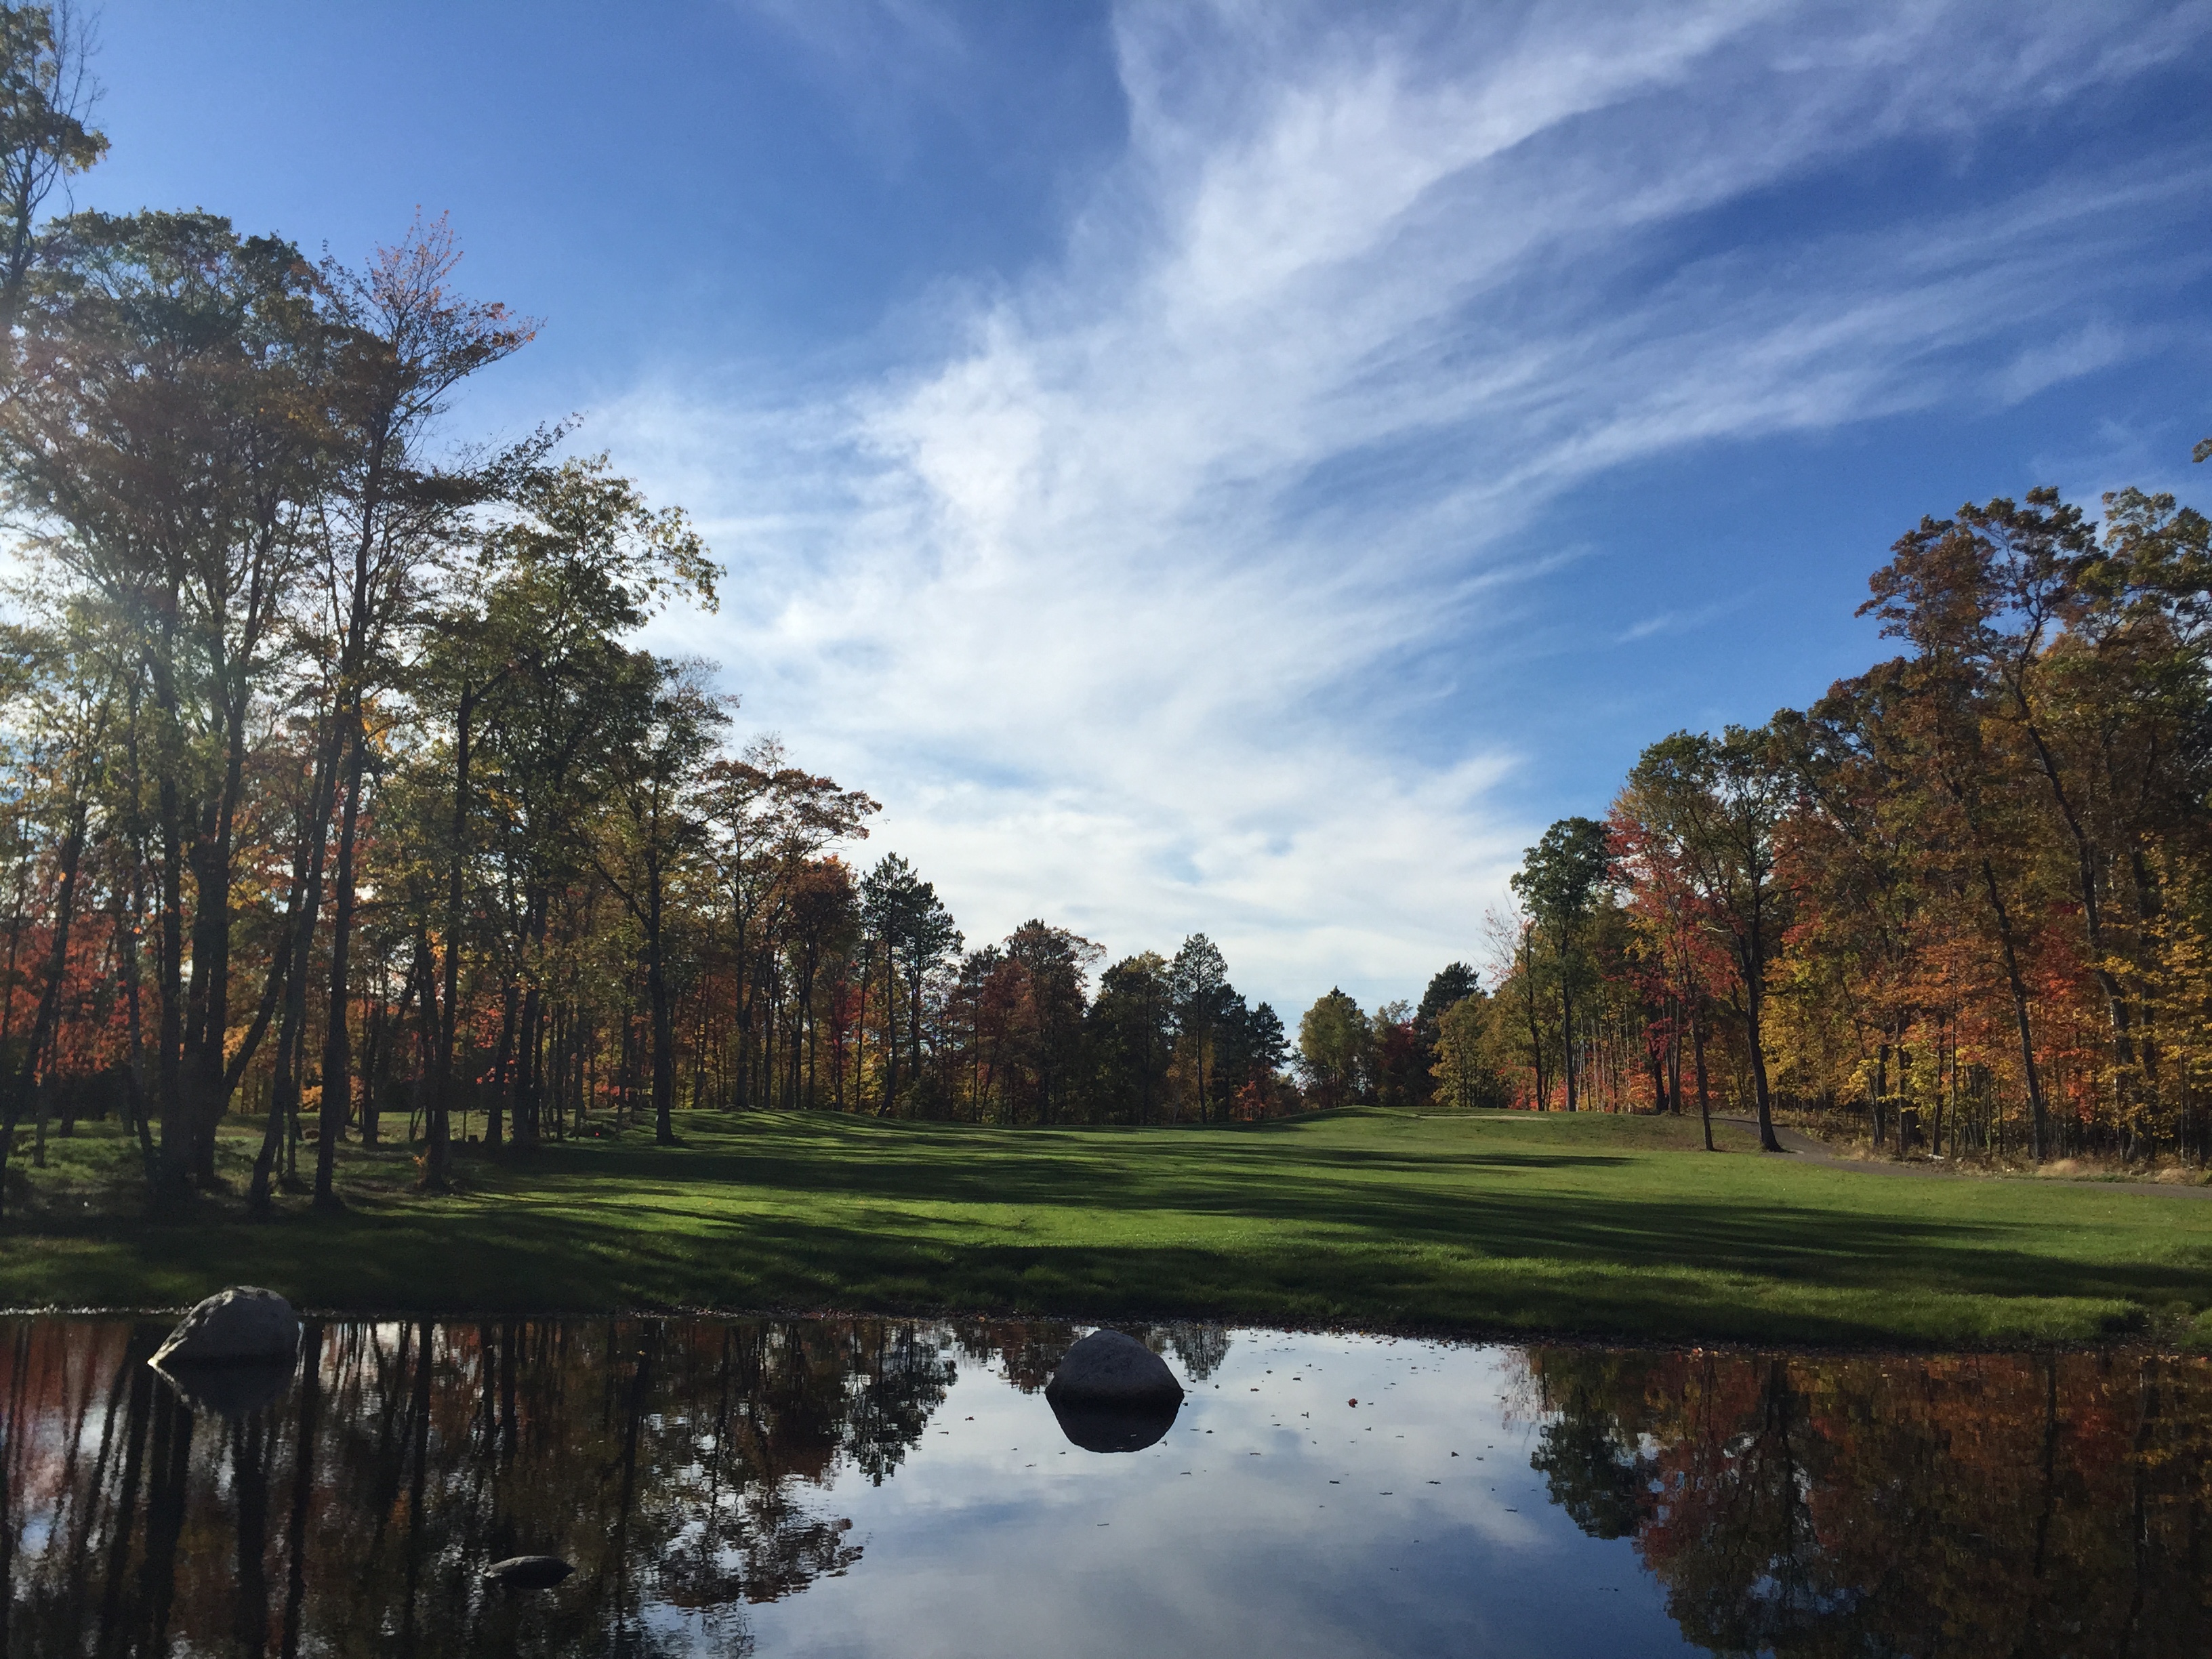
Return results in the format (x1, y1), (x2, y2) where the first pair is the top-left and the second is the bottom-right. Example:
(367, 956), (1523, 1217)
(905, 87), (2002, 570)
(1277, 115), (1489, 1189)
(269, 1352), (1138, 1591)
(5, 1107), (2210, 1349)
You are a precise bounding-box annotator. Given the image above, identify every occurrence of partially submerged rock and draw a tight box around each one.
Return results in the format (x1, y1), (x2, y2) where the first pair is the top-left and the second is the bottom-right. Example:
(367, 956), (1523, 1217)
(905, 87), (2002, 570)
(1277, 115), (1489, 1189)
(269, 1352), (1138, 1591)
(1049, 1393), (1181, 1454)
(150, 1287), (300, 1368)
(1044, 1328), (1183, 1408)
(483, 1556), (573, 1589)
(151, 1357), (295, 1419)
(1044, 1330), (1185, 1453)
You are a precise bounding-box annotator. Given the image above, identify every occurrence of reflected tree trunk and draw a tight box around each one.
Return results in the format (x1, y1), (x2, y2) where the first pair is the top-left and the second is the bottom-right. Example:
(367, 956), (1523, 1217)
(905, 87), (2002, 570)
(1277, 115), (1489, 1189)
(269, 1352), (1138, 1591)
(138, 1386), (194, 1656)
(232, 1414), (271, 1659)
(279, 1320), (323, 1659)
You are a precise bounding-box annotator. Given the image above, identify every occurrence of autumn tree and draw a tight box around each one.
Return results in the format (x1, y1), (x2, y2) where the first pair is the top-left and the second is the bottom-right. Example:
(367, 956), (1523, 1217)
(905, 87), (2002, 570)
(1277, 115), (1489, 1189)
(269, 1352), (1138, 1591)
(1622, 728), (1791, 1151)
(1297, 986), (1368, 1107)
(1511, 817), (1610, 1113)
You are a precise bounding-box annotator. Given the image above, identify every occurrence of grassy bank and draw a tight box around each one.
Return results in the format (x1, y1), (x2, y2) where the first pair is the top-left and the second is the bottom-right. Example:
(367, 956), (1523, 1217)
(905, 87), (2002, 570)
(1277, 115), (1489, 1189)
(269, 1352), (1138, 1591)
(5, 1108), (2211, 1349)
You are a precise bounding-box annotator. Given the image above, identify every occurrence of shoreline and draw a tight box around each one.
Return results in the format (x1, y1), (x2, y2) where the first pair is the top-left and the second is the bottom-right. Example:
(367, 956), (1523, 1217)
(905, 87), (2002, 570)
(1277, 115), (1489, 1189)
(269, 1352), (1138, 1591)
(5, 1300), (2203, 1361)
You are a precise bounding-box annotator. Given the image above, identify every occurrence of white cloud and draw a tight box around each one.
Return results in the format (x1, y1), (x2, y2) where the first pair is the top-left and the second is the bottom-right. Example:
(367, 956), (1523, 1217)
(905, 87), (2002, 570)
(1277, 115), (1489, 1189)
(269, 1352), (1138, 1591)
(604, 0), (2211, 1012)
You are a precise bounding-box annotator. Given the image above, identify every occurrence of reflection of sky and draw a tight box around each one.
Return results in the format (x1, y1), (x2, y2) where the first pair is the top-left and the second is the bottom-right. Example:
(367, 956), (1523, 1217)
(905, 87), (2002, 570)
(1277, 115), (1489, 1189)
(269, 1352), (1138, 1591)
(736, 1332), (1700, 1658)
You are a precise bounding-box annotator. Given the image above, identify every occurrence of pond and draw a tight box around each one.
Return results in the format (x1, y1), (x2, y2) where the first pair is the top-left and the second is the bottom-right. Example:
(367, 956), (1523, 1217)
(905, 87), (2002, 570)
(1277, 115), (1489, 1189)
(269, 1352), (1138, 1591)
(3, 1315), (2207, 1657)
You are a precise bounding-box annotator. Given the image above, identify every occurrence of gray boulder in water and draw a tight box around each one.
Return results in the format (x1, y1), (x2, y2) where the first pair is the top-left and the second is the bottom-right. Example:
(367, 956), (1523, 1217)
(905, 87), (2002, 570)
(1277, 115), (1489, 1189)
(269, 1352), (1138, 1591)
(1045, 1328), (1183, 1407)
(483, 1556), (574, 1588)
(150, 1287), (301, 1368)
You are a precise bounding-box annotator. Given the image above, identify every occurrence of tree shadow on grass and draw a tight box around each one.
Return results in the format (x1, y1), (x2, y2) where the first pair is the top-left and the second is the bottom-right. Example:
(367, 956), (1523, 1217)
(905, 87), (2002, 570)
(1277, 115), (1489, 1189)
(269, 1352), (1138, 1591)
(401, 1202), (2170, 1347)
(12, 1111), (2207, 1346)
(22, 1159), (2200, 1349)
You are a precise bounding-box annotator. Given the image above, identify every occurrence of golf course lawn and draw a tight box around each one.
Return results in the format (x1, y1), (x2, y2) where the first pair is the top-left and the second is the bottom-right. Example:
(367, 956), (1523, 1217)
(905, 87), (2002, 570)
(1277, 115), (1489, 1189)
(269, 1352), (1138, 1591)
(5, 1107), (2210, 1349)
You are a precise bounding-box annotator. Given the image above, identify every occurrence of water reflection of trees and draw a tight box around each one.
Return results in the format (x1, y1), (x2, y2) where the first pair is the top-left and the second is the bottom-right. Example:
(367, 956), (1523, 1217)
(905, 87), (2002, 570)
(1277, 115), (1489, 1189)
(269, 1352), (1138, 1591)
(1517, 1348), (2212, 1657)
(949, 1319), (1230, 1393)
(0, 1315), (1003, 1656)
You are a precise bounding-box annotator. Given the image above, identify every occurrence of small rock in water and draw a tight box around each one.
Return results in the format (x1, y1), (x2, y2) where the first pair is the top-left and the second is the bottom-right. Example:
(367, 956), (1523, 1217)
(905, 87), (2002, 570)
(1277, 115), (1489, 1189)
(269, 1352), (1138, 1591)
(482, 1556), (573, 1588)
(150, 1287), (300, 1368)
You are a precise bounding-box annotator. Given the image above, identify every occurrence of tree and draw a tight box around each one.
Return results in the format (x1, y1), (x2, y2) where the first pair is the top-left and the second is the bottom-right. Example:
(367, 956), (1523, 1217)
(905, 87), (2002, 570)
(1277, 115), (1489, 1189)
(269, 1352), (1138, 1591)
(1166, 933), (1231, 1122)
(1484, 899), (1553, 1109)
(1003, 919), (1099, 1124)
(586, 655), (726, 1145)
(859, 854), (959, 1114)
(0, 3), (104, 325)
(1413, 959), (1480, 1092)
(1623, 729), (1791, 1152)
(782, 857), (858, 1109)
(1611, 794), (1729, 1150)
(1214, 996), (1289, 1117)
(2, 209), (329, 1191)
(411, 455), (718, 1183)
(0, 607), (108, 1213)
(306, 219), (535, 1206)
(1511, 817), (1610, 1113)
(1430, 990), (1498, 1110)
(1296, 987), (1368, 1107)
(1089, 951), (1172, 1122)
(703, 737), (878, 1111)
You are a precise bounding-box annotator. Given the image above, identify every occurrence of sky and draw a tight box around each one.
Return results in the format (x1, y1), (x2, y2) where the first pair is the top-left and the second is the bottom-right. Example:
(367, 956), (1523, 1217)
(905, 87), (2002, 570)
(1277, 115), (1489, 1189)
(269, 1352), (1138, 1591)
(72, 0), (2212, 1015)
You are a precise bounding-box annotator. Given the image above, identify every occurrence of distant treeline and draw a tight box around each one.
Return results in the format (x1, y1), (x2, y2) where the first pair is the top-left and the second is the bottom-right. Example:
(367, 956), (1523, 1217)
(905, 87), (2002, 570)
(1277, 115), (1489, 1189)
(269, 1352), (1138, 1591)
(1477, 460), (2212, 1166)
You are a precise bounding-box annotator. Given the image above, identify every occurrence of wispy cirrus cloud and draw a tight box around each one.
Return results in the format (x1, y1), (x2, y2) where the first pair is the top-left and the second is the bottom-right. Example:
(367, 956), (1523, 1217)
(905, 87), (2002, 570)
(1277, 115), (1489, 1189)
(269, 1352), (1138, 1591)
(607, 0), (2212, 1011)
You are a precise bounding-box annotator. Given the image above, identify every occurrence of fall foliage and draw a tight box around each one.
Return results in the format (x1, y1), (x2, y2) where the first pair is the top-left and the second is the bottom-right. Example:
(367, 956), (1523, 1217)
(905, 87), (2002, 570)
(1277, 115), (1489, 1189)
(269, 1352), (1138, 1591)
(1486, 480), (2212, 1168)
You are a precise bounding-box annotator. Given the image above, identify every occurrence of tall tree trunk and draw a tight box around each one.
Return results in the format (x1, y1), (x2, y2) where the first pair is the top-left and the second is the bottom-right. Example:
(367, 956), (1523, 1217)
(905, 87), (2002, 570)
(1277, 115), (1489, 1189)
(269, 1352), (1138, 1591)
(882, 942), (901, 1112)
(512, 887), (548, 1149)
(114, 873), (148, 1144)
(250, 737), (337, 1214)
(1692, 1005), (1713, 1151)
(648, 861), (676, 1145)
(155, 772), (190, 1190)
(485, 979), (516, 1150)
(1982, 856), (2051, 1161)
(907, 965), (926, 1111)
(2010, 690), (2139, 1119)
(183, 692), (252, 1186)
(1746, 991), (1780, 1151)
(313, 705), (367, 1210)
(426, 691), (474, 1190)
(1560, 974), (1578, 1113)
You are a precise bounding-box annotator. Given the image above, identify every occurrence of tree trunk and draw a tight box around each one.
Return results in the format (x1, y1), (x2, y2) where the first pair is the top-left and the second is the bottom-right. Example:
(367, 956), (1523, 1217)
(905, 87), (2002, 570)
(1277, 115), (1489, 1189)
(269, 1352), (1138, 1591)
(1561, 975), (1578, 1113)
(1692, 1006), (1713, 1151)
(426, 693), (472, 1189)
(155, 773), (190, 1189)
(1982, 856), (2051, 1161)
(486, 980), (516, 1149)
(183, 691), (253, 1186)
(648, 861), (676, 1145)
(312, 707), (368, 1211)
(882, 943), (901, 1112)
(250, 738), (337, 1214)
(1746, 994), (1780, 1151)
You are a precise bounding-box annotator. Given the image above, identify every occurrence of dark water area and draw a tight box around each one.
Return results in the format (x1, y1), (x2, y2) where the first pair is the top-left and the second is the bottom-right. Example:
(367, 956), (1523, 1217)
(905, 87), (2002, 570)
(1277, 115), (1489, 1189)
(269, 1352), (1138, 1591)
(3, 1317), (2208, 1657)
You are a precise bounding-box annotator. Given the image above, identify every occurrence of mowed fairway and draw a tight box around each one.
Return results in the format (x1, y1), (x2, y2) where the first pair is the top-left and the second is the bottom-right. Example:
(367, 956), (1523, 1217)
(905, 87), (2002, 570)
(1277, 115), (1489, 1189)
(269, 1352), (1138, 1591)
(7, 1109), (2211, 1347)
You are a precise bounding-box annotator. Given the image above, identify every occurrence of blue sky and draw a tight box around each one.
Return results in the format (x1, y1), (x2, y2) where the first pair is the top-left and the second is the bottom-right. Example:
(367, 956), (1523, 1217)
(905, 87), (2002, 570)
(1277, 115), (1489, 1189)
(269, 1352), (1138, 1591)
(77, 1), (2212, 1014)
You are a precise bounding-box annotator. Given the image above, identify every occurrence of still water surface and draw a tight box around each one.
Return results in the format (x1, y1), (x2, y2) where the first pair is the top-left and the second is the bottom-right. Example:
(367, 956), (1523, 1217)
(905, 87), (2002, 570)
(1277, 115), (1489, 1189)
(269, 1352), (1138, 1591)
(3, 1315), (2208, 1656)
